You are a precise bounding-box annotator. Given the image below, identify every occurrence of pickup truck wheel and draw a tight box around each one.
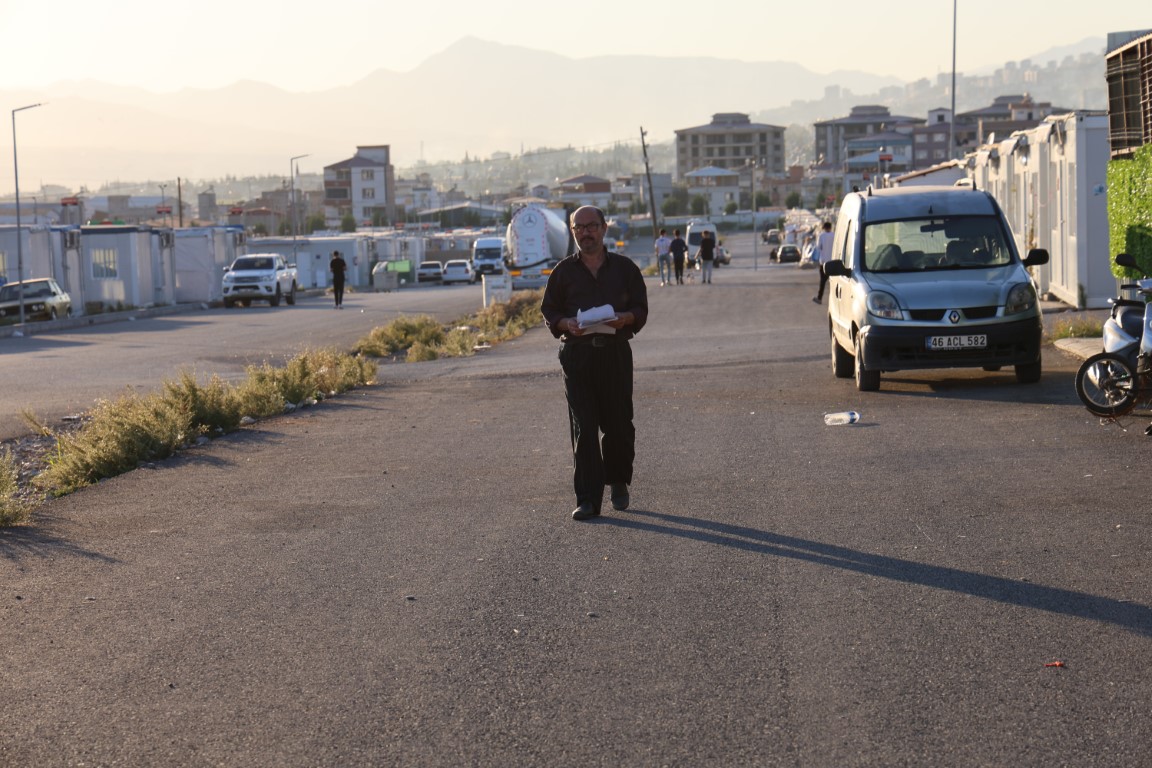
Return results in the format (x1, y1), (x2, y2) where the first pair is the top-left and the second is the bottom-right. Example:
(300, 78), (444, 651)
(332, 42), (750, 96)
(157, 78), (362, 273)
(286, 283), (297, 305)
(270, 286), (282, 307)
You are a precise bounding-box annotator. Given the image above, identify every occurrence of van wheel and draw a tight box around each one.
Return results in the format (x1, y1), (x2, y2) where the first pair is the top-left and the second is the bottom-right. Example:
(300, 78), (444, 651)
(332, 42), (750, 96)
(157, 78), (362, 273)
(854, 335), (880, 391)
(832, 334), (853, 378)
(1015, 360), (1042, 384)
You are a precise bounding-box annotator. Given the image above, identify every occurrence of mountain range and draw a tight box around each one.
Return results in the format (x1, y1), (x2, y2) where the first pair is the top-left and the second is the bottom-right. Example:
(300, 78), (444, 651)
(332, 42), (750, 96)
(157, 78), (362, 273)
(1, 35), (1107, 195)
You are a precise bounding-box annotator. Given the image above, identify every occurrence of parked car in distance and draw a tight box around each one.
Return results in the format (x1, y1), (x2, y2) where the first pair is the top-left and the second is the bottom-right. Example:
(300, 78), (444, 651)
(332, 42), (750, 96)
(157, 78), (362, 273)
(442, 259), (476, 284)
(0, 278), (72, 322)
(416, 261), (444, 283)
(824, 185), (1049, 392)
(776, 244), (802, 263)
(714, 244), (731, 266)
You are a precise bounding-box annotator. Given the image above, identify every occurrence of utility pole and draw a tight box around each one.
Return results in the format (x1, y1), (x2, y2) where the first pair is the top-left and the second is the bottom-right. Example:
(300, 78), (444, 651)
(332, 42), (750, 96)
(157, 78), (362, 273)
(640, 127), (659, 238)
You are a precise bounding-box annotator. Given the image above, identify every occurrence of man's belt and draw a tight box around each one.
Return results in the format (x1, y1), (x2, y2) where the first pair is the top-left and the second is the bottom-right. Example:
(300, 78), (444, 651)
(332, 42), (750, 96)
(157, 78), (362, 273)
(568, 334), (625, 347)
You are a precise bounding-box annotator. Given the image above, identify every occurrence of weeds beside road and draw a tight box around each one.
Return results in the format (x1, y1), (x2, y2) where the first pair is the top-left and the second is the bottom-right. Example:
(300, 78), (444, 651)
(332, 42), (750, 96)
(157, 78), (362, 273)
(0, 290), (544, 526)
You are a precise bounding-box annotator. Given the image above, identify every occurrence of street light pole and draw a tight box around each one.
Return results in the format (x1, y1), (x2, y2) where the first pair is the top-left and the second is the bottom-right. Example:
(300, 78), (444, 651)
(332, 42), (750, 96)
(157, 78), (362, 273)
(289, 154), (310, 266)
(159, 183), (167, 225)
(12, 102), (43, 326)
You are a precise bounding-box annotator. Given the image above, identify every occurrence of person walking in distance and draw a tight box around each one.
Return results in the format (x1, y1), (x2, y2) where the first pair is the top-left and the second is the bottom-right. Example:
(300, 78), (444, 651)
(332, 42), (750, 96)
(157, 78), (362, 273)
(669, 229), (689, 285)
(697, 229), (717, 284)
(330, 250), (348, 308)
(540, 205), (649, 521)
(812, 221), (834, 304)
(654, 228), (673, 286)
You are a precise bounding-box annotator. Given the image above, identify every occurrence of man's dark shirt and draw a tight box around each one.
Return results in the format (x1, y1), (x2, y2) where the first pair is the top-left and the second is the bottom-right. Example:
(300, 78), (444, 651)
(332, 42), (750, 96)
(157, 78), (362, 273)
(669, 237), (689, 260)
(698, 236), (716, 261)
(541, 250), (649, 342)
(330, 257), (347, 281)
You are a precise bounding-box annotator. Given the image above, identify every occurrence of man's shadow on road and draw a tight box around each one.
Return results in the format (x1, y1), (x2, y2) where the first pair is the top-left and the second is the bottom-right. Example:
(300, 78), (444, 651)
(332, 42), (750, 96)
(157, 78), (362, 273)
(598, 508), (1152, 638)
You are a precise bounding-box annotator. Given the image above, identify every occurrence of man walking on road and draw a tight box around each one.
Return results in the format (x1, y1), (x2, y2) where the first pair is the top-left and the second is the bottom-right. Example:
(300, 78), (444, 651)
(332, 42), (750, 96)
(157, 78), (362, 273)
(541, 205), (649, 521)
(330, 250), (348, 308)
(812, 221), (834, 304)
(654, 228), (673, 286)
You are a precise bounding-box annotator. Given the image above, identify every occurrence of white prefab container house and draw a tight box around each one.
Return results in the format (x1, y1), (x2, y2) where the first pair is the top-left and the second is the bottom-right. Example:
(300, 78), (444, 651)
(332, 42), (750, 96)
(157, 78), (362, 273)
(969, 111), (1112, 309)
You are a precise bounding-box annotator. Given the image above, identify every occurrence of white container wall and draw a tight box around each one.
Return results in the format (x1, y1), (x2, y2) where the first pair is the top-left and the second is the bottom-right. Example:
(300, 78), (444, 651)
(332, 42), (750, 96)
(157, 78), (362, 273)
(969, 112), (1113, 309)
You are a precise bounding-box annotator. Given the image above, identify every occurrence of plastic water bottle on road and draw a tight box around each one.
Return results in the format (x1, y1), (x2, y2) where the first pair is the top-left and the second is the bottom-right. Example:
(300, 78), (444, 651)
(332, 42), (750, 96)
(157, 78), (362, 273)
(824, 411), (860, 425)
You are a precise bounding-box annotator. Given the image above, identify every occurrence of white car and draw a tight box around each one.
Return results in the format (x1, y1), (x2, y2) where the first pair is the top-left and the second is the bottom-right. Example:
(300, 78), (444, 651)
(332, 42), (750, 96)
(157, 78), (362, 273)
(416, 261), (444, 283)
(441, 259), (475, 285)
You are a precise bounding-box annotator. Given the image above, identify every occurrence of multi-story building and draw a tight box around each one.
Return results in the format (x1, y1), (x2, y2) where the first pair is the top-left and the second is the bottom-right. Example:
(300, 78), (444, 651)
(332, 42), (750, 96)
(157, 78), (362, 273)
(323, 145), (396, 228)
(675, 113), (785, 179)
(814, 105), (924, 170)
(683, 165), (741, 216)
(910, 108), (955, 169)
(954, 94), (1070, 153)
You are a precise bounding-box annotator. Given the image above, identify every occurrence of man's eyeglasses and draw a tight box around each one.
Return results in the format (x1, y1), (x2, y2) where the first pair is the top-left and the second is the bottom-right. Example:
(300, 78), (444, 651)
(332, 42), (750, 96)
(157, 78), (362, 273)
(571, 222), (601, 234)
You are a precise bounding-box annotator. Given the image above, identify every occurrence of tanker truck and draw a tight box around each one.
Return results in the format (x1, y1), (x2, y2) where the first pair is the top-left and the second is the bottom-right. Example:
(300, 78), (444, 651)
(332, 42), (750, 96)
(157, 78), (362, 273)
(504, 203), (574, 289)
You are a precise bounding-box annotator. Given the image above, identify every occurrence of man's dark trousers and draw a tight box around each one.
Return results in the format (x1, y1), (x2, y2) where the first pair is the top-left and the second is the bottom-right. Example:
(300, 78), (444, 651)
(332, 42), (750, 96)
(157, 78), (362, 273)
(559, 339), (635, 507)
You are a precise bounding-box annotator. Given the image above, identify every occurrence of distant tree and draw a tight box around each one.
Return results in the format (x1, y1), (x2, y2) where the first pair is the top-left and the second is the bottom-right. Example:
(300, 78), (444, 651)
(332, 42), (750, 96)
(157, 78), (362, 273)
(661, 197), (682, 217)
(755, 191), (772, 209)
(252, 223), (268, 236)
(340, 214), (357, 233)
(724, 201), (738, 216)
(785, 191), (804, 209)
(305, 214), (325, 234)
(690, 195), (708, 216)
(630, 200), (647, 216)
(605, 201), (619, 216)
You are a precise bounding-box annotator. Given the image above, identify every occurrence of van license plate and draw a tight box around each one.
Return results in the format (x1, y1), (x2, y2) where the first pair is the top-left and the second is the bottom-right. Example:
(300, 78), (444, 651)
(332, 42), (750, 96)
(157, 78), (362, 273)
(926, 334), (987, 350)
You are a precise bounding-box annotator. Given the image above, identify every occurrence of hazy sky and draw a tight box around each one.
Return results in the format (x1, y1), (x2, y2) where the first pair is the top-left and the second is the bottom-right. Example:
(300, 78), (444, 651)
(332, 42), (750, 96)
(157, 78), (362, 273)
(2, 0), (1149, 92)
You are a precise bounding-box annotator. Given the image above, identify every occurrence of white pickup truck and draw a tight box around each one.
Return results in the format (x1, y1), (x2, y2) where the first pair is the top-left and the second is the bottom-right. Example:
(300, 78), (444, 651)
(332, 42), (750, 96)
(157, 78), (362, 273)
(222, 253), (298, 308)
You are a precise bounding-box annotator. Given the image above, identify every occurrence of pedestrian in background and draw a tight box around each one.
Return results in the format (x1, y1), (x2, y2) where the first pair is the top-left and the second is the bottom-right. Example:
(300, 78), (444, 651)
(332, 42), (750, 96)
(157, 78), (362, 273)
(330, 250), (348, 308)
(669, 229), (689, 285)
(540, 205), (649, 521)
(654, 228), (673, 286)
(697, 229), (717, 284)
(812, 221), (834, 304)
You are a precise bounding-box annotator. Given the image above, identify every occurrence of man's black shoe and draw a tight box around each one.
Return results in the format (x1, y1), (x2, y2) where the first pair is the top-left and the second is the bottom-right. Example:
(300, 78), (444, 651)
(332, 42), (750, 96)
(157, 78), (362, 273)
(610, 483), (630, 511)
(571, 503), (600, 521)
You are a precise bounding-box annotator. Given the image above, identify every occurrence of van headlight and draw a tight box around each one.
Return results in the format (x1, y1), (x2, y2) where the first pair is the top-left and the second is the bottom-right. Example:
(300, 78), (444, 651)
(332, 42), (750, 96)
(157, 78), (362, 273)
(866, 291), (902, 320)
(1005, 282), (1037, 315)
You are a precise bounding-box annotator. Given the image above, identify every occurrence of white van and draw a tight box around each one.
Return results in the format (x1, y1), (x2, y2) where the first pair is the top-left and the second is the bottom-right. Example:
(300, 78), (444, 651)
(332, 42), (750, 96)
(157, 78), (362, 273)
(471, 236), (505, 278)
(823, 185), (1050, 391)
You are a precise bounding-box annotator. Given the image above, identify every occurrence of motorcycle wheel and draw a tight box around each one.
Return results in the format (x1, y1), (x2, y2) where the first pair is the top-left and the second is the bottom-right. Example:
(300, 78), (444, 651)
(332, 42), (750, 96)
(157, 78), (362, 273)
(1075, 352), (1140, 417)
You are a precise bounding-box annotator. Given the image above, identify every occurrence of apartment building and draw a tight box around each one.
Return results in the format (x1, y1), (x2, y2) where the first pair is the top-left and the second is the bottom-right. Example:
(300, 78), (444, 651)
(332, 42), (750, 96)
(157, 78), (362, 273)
(675, 113), (786, 179)
(323, 145), (396, 228)
(814, 105), (924, 170)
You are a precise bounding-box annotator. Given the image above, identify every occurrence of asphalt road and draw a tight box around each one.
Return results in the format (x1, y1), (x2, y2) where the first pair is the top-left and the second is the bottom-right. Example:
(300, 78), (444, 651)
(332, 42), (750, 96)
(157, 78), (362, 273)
(0, 283), (484, 442)
(2, 242), (1149, 766)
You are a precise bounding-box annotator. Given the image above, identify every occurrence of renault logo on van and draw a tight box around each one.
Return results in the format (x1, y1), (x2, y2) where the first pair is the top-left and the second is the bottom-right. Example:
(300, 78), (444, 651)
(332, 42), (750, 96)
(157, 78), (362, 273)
(948, 310), (961, 324)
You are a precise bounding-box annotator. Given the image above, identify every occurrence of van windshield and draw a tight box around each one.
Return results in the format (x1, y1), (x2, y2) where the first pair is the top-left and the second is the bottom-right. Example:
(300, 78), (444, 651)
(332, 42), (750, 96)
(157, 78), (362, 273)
(862, 216), (1013, 272)
(474, 248), (502, 259)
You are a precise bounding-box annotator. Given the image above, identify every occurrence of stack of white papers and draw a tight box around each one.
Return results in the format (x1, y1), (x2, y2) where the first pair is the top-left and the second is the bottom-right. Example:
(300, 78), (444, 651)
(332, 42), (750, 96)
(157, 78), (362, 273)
(577, 304), (618, 334)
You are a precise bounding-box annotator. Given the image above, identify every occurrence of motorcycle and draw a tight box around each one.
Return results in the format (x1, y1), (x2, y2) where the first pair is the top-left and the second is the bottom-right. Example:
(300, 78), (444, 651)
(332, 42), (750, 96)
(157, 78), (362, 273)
(1075, 253), (1152, 419)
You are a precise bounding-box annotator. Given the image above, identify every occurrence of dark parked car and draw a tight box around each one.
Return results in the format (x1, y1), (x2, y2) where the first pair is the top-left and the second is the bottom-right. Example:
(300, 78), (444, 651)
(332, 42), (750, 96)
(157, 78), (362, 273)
(0, 278), (72, 322)
(775, 244), (802, 263)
